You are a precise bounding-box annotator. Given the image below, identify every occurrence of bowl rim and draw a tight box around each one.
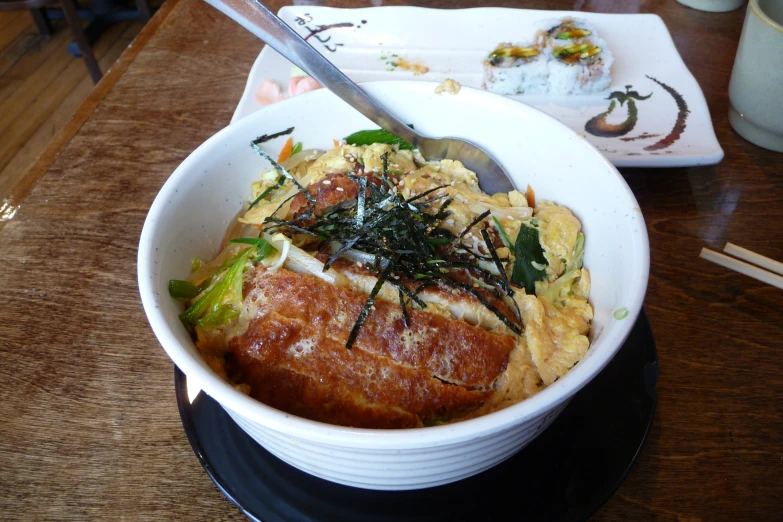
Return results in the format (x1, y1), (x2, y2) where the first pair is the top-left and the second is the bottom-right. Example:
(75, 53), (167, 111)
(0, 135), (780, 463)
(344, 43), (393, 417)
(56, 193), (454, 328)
(138, 81), (649, 449)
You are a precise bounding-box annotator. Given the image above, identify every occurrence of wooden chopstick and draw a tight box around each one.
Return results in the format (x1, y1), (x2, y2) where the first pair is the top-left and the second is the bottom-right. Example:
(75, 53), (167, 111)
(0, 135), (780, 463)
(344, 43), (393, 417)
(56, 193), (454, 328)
(700, 247), (783, 290)
(723, 242), (783, 277)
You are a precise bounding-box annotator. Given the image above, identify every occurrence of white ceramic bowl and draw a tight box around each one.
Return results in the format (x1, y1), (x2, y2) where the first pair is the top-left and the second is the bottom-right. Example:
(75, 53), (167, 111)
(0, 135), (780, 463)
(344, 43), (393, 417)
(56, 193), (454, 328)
(138, 81), (649, 491)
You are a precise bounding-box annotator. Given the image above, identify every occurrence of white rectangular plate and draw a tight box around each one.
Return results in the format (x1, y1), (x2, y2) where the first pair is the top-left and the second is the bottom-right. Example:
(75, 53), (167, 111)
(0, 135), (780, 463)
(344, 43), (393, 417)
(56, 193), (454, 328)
(232, 6), (724, 168)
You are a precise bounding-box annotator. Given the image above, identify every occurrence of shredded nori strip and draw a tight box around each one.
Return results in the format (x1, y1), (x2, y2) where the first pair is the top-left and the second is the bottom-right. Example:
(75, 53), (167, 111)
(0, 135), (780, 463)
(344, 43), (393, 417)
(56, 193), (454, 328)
(398, 288), (410, 327)
(251, 127), (294, 145)
(480, 228), (522, 324)
(381, 152), (391, 189)
(480, 228), (512, 294)
(251, 143), (315, 206)
(447, 278), (521, 335)
(258, 154), (525, 346)
(460, 210), (491, 238)
(346, 260), (396, 349)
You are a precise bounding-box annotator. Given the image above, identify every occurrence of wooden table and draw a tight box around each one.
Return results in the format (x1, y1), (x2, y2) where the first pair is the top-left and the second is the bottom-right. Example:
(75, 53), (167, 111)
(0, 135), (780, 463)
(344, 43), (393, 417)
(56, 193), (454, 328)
(1, 0), (781, 519)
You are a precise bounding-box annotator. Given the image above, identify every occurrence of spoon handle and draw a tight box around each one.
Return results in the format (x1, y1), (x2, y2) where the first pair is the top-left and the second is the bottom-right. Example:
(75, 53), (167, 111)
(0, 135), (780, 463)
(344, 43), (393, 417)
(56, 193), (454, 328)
(206, 0), (421, 146)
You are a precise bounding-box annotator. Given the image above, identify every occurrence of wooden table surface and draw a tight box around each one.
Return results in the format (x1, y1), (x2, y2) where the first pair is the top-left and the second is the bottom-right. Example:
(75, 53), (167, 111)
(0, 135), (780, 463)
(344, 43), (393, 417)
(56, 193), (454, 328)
(1, 0), (781, 519)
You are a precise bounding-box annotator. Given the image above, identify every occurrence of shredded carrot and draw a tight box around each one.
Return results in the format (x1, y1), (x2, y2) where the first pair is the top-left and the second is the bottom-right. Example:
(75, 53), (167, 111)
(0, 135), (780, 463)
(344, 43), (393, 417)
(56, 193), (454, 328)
(277, 137), (294, 163)
(526, 184), (536, 209)
(333, 139), (340, 148)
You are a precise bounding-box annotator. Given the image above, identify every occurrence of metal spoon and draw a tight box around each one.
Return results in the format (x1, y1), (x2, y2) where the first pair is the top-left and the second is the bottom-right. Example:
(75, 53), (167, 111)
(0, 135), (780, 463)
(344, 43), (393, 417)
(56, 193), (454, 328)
(204, 0), (515, 194)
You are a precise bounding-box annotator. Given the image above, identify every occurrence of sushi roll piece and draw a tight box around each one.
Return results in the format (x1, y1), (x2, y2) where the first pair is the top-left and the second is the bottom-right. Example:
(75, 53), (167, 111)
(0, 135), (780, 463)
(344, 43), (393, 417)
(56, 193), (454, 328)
(482, 42), (549, 95)
(537, 18), (613, 95)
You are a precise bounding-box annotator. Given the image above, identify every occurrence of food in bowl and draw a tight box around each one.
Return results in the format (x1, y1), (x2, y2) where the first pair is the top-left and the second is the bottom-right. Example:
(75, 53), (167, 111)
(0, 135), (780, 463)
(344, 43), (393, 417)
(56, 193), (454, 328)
(139, 81), (648, 489)
(169, 129), (592, 429)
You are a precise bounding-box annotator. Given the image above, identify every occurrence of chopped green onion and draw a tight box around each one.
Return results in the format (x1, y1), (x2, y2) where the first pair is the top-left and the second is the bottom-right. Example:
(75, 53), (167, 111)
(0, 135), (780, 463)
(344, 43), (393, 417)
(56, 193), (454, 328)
(492, 216), (514, 250)
(247, 176), (286, 210)
(291, 141), (303, 156)
(179, 248), (253, 327)
(614, 308), (629, 320)
(197, 304), (240, 330)
(566, 232), (585, 273)
(168, 279), (200, 299)
(228, 237), (275, 262)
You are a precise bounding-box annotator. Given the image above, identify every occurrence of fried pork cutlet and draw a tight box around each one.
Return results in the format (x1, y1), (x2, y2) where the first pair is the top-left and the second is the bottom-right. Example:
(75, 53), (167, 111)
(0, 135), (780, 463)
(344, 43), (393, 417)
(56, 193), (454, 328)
(227, 268), (516, 428)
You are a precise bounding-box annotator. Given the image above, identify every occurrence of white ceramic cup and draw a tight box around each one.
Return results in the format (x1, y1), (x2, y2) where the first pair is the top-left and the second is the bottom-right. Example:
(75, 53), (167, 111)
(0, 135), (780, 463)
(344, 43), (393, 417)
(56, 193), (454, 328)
(728, 0), (783, 152)
(677, 0), (746, 12)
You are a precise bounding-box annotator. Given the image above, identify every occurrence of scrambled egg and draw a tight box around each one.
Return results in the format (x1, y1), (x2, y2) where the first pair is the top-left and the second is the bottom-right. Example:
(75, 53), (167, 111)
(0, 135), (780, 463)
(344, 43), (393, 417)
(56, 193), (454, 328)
(434, 79), (462, 95)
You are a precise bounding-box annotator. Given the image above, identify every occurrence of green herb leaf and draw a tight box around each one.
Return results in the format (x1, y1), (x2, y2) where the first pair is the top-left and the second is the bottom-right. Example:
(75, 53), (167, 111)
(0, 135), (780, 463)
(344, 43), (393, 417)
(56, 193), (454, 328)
(291, 141), (303, 156)
(344, 129), (414, 150)
(511, 225), (548, 294)
(168, 279), (200, 299)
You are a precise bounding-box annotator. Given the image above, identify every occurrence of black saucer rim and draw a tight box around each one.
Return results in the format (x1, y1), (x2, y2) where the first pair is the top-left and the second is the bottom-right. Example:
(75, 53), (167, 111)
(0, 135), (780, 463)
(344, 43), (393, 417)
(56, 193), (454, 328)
(176, 309), (658, 522)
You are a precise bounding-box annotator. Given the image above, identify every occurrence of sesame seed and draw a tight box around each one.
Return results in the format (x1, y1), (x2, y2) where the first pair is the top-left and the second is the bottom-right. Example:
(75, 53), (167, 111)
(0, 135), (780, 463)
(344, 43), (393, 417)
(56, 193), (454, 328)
(336, 187), (344, 192)
(323, 180), (331, 185)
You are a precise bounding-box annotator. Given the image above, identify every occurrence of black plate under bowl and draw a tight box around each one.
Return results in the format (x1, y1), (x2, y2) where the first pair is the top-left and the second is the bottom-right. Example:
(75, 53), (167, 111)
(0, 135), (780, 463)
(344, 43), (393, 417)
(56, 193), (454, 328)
(176, 310), (658, 522)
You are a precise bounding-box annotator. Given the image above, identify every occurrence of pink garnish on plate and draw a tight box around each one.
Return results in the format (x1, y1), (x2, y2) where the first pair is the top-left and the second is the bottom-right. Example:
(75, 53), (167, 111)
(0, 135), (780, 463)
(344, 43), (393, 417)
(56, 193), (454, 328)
(289, 76), (323, 97)
(255, 77), (324, 107)
(254, 79), (286, 106)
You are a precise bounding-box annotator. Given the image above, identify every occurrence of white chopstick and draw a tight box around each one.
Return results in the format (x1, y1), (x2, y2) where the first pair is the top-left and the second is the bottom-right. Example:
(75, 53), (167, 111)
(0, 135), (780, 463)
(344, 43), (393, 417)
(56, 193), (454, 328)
(700, 247), (783, 290)
(723, 242), (783, 277)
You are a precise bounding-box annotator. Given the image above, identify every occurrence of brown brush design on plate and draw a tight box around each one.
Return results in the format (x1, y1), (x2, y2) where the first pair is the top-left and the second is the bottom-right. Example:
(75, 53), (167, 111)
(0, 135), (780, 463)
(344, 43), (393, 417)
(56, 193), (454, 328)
(620, 132), (661, 142)
(585, 77), (690, 153)
(585, 85), (652, 138)
(642, 76), (690, 152)
(293, 13), (367, 53)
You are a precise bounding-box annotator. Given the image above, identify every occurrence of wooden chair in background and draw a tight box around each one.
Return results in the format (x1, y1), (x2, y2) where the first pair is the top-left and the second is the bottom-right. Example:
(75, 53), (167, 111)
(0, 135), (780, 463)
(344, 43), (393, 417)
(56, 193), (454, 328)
(0, 0), (152, 84)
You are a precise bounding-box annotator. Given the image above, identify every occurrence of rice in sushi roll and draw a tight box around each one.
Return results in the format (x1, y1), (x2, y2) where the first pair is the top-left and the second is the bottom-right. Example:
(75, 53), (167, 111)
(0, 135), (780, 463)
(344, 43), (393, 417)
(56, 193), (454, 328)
(537, 18), (613, 95)
(482, 17), (613, 96)
(483, 42), (548, 95)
